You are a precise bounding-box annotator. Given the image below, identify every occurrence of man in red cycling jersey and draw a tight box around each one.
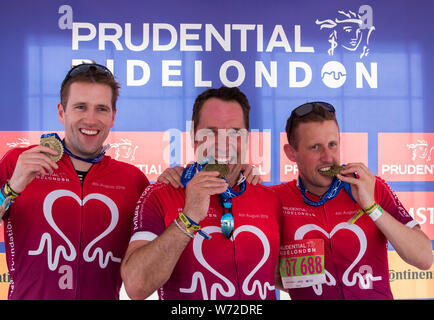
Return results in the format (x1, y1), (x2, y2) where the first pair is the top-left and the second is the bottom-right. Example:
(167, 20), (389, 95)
(121, 87), (281, 300)
(0, 63), (149, 299)
(273, 102), (433, 299)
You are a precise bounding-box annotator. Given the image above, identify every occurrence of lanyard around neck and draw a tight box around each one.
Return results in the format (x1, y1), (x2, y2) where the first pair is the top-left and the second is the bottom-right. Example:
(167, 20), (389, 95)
(297, 176), (355, 207)
(62, 138), (109, 164)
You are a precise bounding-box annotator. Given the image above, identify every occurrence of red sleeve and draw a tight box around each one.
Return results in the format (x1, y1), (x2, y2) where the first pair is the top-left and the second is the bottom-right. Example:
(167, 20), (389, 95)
(133, 167), (150, 197)
(130, 183), (167, 242)
(0, 147), (25, 187)
(374, 176), (418, 227)
(0, 148), (29, 220)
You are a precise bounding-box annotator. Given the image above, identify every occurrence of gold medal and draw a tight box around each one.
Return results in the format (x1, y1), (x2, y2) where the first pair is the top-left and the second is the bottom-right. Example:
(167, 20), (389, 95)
(203, 163), (229, 178)
(40, 135), (64, 163)
(321, 164), (344, 177)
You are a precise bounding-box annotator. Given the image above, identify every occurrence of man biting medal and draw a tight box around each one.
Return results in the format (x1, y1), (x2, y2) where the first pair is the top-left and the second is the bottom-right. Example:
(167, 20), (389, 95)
(121, 86), (282, 300)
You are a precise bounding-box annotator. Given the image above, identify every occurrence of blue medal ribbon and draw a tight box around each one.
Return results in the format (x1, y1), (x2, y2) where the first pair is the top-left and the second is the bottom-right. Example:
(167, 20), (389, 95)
(297, 175), (356, 207)
(41, 133), (61, 140)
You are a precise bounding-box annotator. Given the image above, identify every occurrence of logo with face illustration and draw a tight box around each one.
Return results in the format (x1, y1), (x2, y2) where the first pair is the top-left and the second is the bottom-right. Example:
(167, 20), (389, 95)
(407, 140), (433, 162)
(111, 138), (138, 162)
(316, 5), (375, 59)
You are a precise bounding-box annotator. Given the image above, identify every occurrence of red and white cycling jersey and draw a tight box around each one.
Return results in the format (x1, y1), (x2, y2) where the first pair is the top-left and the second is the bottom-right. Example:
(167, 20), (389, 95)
(131, 182), (282, 300)
(271, 177), (418, 300)
(0, 146), (149, 299)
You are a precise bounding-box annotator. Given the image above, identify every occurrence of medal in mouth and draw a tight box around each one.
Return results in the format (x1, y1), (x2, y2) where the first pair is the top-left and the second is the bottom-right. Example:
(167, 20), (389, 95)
(319, 164), (344, 177)
(40, 134), (64, 163)
(202, 159), (229, 178)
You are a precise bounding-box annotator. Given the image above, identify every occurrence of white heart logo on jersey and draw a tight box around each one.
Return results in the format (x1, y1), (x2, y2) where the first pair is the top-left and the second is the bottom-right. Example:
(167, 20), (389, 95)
(179, 225), (275, 299)
(28, 190), (121, 271)
(294, 222), (382, 295)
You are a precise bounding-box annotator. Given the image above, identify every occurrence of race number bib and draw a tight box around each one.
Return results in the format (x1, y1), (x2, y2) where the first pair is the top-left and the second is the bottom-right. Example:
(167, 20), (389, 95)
(279, 239), (326, 289)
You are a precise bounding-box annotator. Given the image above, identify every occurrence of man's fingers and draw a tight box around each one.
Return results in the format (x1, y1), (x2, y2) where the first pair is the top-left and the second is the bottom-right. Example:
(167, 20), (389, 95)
(336, 173), (359, 185)
(187, 171), (228, 194)
(341, 162), (369, 176)
(207, 185), (229, 195)
(194, 180), (228, 189)
(169, 175), (183, 188)
(251, 175), (263, 186)
(242, 166), (253, 183)
(191, 170), (221, 182)
(39, 146), (59, 155)
(169, 168), (184, 188)
(21, 153), (59, 171)
(190, 175), (227, 188)
(196, 182), (229, 196)
(26, 161), (54, 176)
(168, 166), (184, 187)
(26, 145), (59, 156)
(37, 166), (49, 178)
(20, 147), (59, 169)
(158, 175), (172, 186)
(197, 170), (221, 177)
(160, 171), (182, 188)
(21, 163), (49, 179)
(240, 164), (263, 185)
(173, 166), (184, 176)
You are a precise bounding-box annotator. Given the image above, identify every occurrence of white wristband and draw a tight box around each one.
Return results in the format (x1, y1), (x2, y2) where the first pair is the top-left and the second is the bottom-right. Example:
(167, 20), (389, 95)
(174, 218), (194, 239)
(368, 206), (383, 222)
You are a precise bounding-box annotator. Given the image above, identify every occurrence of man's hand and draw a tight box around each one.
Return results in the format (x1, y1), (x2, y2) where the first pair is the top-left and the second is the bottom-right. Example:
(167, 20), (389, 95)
(339, 163), (433, 270)
(336, 162), (375, 210)
(183, 171), (228, 223)
(158, 164), (263, 188)
(158, 166), (184, 188)
(240, 164), (263, 185)
(9, 145), (59, 193)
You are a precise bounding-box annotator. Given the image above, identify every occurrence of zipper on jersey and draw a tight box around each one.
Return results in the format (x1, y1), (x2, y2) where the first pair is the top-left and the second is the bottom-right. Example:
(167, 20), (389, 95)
(322, 202), (345, 299)
(74, 174), (84, 300)
(74, 167), (90, 299)
(231, 235), (242, 299)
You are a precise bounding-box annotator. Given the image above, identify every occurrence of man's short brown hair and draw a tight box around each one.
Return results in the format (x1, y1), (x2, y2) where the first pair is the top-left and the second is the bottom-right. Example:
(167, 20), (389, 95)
(192, 86), (251, 132)
(286, 102), (339, 150)
(60, 63), (120, 110)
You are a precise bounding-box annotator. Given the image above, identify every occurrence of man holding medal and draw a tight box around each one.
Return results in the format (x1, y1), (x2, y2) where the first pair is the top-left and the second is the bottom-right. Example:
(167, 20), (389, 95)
(121, 86), (282, 300)
(0, 63), (149, 299)
(273, 102), (433, 299)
